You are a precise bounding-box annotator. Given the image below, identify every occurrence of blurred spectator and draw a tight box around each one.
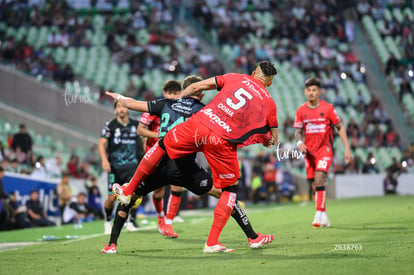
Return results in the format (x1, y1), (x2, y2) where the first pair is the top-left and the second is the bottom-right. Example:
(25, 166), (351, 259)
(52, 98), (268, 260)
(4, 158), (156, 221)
(0, 166), (12, 230)
(45, 155), (62, 178)
(67, 155), (80, 178)
(385, 126), (400, 147)
(362, 152), (379, 174)
(31, 155), (49, 179)
(62, 192), (95, 225)
(85, 177), (104, 219)
(85, 145), (99, 168)
(249, 169), (264, 204)
(385, 54), (400, 76)
(7, 159), (19, 173)
(8, 191), (31, 229)
(383, 170), (398, 194)
(333, 90), (346, 110)
(354, 90), (366, 112)
(356, 0), (371, 18)
(47, 30), (59, 47)
(0, 167), (7, 200)
(26, 190), (55, 227)
(370, 1), (384, 20)
(399, 77), (413, 101)
(11, 124), (33, 163)
(57, 172), (72, 218)
(373, 105), (391, 125)
(0, 143), (5, 162)
(262, 153), (278, 204)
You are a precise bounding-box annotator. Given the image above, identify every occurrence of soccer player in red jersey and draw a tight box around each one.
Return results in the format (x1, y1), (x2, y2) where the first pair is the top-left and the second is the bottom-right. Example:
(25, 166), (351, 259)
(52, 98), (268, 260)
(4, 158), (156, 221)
(112, 61), (278, 252)
(138, 80), (183, 237)
(293, 78), (351, 228)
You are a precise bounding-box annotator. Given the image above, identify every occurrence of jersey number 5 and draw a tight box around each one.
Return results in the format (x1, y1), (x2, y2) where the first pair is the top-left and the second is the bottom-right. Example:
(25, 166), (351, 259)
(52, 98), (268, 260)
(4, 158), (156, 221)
(225, 88), (253, 110)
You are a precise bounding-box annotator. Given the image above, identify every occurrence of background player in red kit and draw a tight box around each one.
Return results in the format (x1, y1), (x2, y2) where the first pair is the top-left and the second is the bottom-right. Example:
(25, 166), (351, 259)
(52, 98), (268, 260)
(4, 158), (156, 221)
(294, 78), (351, 228)
(138, 80), (183, 237)
(112, 61), (278, 253)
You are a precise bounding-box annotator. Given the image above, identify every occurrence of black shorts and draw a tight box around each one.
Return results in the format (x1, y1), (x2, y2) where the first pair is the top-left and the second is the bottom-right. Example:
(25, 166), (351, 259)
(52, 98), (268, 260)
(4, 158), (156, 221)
(108, 163), (137, 193)
(135, 156), (213, 196)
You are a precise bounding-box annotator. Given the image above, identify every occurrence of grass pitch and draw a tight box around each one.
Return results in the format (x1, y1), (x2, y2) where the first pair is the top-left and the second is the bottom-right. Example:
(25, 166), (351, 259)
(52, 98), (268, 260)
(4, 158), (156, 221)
(0, 195), (413, 275)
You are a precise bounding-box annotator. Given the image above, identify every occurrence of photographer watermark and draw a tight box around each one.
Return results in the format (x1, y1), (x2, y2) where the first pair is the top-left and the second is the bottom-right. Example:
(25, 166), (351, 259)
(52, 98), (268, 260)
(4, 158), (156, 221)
(63, 88), (93, 106)
(274, 142), (305, 162)
(333, 243), (363, 251)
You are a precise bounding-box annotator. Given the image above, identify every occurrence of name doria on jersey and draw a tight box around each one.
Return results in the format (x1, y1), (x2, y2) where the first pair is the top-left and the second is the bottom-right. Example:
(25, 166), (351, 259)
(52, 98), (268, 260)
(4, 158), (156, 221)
(201, 108), (232, 133)
(217, 103), (234, 117)
(306, 123), (326, 133)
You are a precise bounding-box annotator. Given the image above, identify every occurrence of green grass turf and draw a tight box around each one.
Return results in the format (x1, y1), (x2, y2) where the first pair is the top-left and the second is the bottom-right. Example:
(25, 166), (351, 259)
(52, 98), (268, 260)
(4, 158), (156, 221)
(0, 195), (413, 275)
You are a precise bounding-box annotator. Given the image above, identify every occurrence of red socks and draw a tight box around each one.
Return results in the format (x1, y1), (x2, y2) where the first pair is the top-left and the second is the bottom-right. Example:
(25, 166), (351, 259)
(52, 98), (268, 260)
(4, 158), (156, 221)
(206, 191), (237, 246)
(166, 193), (181, 222)
(152, 196), (164, 217)
(315, 190), (326, 212)
(123, 142), (166, 196)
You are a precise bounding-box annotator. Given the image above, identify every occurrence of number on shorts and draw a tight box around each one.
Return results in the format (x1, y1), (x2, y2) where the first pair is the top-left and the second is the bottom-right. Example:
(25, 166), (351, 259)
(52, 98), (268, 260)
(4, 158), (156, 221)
(317, 160), (328, 169)
(225, 88), (253, 110)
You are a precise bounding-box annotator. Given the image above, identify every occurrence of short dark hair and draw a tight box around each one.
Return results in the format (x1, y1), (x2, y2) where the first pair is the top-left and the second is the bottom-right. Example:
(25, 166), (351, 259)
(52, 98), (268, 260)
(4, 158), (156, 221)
(0, 166), (4, 172)
(163, 80), (182, 92)
(258, 61), (277, 76)
(182, 75), (203, 89)
(19, 124), (26, 129)
(305, 78), (321, 88)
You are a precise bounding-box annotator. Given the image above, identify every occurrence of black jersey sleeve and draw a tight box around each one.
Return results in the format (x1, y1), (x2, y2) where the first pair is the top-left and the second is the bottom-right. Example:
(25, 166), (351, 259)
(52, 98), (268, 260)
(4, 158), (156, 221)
(147, 98), (170, 117)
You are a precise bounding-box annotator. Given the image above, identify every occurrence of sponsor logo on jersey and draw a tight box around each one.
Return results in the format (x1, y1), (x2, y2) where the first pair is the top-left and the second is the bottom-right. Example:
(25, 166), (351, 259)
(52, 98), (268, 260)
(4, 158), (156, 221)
(200, 108), (232, 133)
(171, 103), (193, 115)
(241, 78), (268, 99)
(219, 173), (235, 179)
(305, 123), (326, 133)
(200, 179), (208, 187)
(114, 128), (121, 144)
(217, 103), (234, 117)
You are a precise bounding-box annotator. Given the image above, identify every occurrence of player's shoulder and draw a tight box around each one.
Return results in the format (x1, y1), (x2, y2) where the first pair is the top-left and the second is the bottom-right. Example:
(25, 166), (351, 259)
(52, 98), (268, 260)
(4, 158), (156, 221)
(320, 100), (335, 110)
(296, 102), (308, 111)
(129, 118), (139, 126)
(105, 119), (117, 128)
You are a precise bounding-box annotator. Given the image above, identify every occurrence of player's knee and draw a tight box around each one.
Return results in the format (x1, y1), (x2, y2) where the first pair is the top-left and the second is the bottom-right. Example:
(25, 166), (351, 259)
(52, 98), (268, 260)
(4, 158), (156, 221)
(117, 204), (130, 218)
(171, 191), (182, 197)
(153, 187), (165, 198)
(222, 185), (238, 194)
(171, 185), (183, 193)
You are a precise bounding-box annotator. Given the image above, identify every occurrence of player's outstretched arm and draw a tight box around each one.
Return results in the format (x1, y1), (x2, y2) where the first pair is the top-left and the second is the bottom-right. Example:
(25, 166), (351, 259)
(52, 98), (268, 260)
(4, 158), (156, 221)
(181, 77), (216, 98)
(335, 122), (352, 164)
(105, 91), (149, 112)
(137, 124), (158, 139)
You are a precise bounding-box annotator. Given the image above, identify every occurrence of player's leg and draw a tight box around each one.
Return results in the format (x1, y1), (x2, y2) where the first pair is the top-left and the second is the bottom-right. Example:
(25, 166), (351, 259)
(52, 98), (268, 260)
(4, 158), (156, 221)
(163, 185), (182, 238)
(152, 187), (166, 234)
(206, 186), (273, 248)
(204, 184), (237, 253)
(308, 178), (314, 201)
(313, 170), (330, 227)
(101, 196), (141, 254)
(231, 200), (274, 248)
(113, 142), (167, 204)
(311, 150), (332, 227)
(104, 172), (116, 234)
